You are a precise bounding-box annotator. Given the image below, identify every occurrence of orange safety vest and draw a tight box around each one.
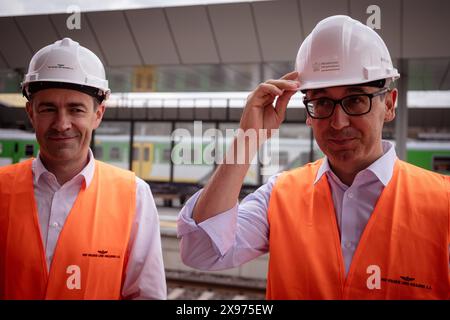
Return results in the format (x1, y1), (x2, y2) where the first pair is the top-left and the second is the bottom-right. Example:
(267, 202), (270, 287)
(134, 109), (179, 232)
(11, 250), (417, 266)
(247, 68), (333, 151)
(267, 159), (450, 299)
(0, 159), (136, 299)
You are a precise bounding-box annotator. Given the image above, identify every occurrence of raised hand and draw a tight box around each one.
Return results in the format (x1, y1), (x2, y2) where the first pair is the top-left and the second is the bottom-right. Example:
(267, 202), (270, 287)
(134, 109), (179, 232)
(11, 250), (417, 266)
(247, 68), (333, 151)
(239, 71), (299, 140)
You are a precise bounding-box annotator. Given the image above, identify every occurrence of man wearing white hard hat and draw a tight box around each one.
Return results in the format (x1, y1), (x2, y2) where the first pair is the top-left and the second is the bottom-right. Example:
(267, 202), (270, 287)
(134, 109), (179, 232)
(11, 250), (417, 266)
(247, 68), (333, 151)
(177, 16), (450, 299)
(0, 38), (166, 299)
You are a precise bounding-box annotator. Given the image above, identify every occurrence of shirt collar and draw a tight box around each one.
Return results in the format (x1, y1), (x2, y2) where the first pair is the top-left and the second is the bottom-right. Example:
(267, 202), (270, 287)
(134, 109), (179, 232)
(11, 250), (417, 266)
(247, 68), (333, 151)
(365, 140), (397, 186)
(32, 149), (96, 187)
(313, 140), (397, 186)
(314, 156), (332, 185)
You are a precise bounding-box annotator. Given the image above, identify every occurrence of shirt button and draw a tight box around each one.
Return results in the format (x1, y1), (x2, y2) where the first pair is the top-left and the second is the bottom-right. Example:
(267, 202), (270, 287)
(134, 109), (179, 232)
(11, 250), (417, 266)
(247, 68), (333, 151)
(52, 222), (59, 228)
(347, 192), (354, 199)
(344, 241), (352, 249)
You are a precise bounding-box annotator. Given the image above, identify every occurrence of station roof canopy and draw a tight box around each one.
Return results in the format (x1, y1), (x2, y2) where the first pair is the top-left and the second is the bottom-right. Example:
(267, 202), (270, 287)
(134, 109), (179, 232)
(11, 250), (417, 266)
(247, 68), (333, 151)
(1, 0), (450, 90)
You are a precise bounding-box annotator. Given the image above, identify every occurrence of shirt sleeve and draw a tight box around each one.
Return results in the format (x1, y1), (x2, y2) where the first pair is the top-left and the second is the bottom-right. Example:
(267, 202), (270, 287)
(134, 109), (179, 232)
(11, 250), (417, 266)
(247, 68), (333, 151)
(177, 174), (279, 271)
(121, 177), (167, 300)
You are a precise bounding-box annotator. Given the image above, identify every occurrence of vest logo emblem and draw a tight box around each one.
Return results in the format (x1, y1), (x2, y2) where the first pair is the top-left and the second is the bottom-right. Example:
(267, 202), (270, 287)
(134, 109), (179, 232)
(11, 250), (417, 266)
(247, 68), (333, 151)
(66, 265), (81, 290)
(366, 264), (381, 290)
(81, 249), (120, 259)
(400, 276), (415, 282)
(366, 265), (432, 291)
(382, 275), (432, 290)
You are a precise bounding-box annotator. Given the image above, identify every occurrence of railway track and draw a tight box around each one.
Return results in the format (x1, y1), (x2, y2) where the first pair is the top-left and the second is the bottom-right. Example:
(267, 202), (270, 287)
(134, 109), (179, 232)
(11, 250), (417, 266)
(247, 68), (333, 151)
(159, 209), (269, 300)
(166, 270), (266, 300)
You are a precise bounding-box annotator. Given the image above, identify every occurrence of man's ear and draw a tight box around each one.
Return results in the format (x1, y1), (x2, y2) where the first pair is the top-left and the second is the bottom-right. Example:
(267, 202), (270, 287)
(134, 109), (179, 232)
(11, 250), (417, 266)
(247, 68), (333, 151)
(384, 89), (397, 123)
(93, 103), (106, 129)
(25, 101), (35, 128)
(306, 116), (312, 127)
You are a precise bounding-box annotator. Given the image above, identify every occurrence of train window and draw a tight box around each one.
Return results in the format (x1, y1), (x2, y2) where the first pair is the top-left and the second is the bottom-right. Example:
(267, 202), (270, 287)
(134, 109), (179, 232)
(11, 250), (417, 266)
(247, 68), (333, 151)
(110, 147), (121, 160)
(94, 146), (104, 159)
(133, 147), (140, 160)
(163, 148), (171, 162)
(143, 147), (150, 161)
(25, 144), (34, 156)
(432, 156), (450, 173)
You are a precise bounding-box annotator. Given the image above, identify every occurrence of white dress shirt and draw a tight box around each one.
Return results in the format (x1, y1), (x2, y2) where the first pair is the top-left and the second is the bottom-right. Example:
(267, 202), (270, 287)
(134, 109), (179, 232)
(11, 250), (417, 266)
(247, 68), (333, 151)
(178, 140), (398, 276)
(32, 149), (166, 299)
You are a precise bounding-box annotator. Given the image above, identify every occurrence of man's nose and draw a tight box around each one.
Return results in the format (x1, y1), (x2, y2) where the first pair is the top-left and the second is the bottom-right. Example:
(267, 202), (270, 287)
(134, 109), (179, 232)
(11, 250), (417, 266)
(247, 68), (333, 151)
(52, 110), (72, 131)
(330, 103), (350, 130)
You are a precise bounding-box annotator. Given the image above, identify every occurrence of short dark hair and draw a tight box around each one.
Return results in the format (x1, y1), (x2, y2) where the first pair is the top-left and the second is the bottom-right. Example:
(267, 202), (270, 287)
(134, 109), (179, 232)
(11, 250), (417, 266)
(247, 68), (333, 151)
(93, 98), (99, 110)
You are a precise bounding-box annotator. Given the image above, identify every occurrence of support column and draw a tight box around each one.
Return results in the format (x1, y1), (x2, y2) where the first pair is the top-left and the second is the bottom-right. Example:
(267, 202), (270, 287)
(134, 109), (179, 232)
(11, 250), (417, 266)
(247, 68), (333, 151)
(395, 58), (408, 160)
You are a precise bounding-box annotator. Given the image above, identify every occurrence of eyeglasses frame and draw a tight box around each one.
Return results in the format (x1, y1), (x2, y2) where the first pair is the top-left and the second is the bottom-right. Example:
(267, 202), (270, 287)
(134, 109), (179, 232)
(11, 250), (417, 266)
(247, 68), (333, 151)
(303, 88), (390, 119)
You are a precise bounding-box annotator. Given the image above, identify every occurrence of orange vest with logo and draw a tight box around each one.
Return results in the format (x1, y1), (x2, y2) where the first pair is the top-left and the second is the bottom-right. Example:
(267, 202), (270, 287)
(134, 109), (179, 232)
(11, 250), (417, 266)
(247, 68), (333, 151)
(267, 159), (450, 299)
(0, 159), (136, 299)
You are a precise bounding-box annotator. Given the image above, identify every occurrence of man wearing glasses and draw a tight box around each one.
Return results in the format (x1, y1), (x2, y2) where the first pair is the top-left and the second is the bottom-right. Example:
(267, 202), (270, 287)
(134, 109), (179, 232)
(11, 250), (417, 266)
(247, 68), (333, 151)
(177, 15), (450, 299)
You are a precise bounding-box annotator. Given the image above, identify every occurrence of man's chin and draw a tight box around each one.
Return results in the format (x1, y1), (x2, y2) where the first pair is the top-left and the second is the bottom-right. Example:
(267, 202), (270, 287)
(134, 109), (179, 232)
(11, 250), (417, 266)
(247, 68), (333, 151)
(42, 148), (80, 162)
(326, 148), (359, 164)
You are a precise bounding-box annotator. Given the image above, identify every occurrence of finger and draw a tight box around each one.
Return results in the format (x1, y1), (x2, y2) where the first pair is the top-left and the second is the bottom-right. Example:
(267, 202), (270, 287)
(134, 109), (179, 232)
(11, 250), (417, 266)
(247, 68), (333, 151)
(274, 90), (297, 121)
(266, 71), (300, 90)
(257, 83), (283, 97)
(280, 71), (299, 81)
(248, 83), (282, 108)
(265, 79), (299, 91)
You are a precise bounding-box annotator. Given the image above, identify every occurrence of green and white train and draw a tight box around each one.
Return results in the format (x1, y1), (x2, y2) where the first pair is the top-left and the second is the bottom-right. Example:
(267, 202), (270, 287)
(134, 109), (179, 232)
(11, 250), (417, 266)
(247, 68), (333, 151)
(1, 129), (449, 184)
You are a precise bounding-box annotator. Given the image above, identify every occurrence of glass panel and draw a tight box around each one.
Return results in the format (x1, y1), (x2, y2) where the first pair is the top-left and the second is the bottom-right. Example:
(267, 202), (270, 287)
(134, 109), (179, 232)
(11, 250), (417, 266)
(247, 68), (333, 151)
(94, 122), (130, 170)
(261, 124), (319, 183)
(24, 144), (34, 156)
(143, 147), (150, 161)
(110, 147), (121, 160)
(133, 146), (139, 161)
(154, 63), (260, 92)
(134, 122), (172, 181)
(173, 121), (216, 184)
(163, 148), (171, 162)
(94, 145), (103, 159)
(0, 69), (23, 93)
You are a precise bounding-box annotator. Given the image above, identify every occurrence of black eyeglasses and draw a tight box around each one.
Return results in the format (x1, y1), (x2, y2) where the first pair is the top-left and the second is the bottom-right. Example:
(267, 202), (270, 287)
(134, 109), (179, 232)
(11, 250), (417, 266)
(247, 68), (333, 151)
(303, 88), (389, 119)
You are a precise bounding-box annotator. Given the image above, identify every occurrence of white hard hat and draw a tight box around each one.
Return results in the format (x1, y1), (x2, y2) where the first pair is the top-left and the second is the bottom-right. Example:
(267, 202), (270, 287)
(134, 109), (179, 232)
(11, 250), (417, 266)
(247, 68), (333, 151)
(22, 37), (110, 103)
(295, 15), (400, 91)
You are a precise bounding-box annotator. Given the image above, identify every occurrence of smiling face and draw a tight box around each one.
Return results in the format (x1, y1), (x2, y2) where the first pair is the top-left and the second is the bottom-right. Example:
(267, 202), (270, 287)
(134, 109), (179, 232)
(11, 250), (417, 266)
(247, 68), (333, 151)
(26, 88), (105, 167)
(306, 85), (397, 176)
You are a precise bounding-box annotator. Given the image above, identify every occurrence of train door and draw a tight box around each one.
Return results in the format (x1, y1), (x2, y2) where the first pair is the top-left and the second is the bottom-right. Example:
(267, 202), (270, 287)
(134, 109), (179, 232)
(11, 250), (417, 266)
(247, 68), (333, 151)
(132, 143), (141, 177)
(132, 143), (154, 179)
(140, 143), (154, 180)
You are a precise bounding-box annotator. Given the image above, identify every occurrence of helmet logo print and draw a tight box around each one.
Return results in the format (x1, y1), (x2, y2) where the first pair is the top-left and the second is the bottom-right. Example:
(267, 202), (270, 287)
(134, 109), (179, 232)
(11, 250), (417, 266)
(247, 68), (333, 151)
(315, 60), (340, 72)
(47, 64), (74, 70)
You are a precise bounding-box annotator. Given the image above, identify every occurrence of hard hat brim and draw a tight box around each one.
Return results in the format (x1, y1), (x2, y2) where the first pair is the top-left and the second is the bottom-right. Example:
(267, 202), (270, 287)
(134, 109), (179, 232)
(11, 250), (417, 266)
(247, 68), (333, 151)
(24, 81), (109, 104)
(299, 74), (400, 92)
